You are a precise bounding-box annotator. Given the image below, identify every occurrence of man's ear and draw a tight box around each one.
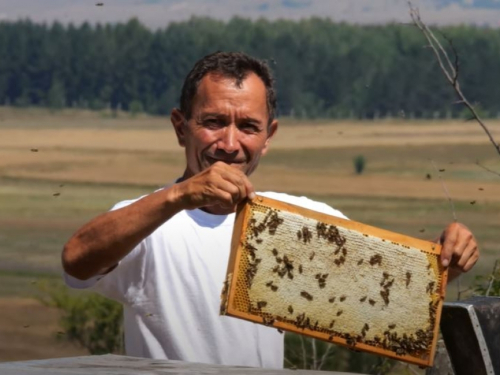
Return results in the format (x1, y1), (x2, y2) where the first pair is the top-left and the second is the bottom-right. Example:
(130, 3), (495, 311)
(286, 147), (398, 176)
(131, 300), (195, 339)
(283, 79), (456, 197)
(171, 108), (187, 147)
(261, 119), (278, 156)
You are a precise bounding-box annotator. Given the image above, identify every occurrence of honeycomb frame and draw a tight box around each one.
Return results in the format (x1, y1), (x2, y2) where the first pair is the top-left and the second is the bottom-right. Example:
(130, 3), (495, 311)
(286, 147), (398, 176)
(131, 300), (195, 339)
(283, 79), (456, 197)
(220, 195), (448, 367)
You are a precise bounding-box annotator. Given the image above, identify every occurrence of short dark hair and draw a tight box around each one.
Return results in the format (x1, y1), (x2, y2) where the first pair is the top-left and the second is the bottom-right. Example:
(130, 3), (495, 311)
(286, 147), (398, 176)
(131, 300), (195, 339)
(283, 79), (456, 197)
(180, 51), (276, 123)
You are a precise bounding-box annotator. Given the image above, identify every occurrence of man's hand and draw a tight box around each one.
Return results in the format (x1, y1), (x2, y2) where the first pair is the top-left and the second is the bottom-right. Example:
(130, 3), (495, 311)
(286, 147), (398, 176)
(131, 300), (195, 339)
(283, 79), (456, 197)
(439, 222), (479, 280)
(175, 162), (255, 214)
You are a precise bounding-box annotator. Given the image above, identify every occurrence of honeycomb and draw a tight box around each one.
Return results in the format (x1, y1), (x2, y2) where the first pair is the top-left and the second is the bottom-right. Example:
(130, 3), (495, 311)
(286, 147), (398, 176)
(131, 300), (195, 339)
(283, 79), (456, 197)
(221, 195), (447, 367)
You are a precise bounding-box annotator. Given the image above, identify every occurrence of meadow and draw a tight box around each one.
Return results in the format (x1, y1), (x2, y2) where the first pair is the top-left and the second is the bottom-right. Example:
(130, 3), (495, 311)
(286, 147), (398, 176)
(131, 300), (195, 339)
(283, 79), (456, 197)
(1, 106), (499, 362)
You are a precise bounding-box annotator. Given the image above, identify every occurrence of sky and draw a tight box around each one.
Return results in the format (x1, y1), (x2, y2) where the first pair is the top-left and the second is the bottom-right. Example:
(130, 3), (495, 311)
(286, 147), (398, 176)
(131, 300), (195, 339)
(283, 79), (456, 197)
(0, 0), (499, 27)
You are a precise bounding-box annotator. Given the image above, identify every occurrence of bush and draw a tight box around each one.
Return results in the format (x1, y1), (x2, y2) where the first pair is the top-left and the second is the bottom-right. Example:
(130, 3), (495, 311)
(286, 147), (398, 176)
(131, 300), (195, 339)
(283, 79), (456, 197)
(38, 281), (123, 354)
(353, 155), (366, 175)
(129, 100), (144, 117)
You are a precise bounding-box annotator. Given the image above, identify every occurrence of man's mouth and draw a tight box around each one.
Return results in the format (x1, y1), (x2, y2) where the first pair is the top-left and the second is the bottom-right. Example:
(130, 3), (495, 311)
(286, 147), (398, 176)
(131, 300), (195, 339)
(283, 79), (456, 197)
(206, 156), (245, 165)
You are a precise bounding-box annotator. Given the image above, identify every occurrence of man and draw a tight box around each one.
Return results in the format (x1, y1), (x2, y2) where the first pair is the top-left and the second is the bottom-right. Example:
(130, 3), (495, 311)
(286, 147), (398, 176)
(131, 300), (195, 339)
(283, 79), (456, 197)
(62, 52), (479, 368)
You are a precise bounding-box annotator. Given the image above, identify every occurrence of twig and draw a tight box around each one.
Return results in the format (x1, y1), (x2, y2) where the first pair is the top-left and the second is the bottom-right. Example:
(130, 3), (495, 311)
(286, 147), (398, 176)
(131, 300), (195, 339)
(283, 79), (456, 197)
(408, 2), (500, 157)
(299, 334), (307, 369)
(486, 260), (499, 296)
(430, 160), (457, 222)
(311, 338), (318, 370)
(318, 343), (334, 370)
(476, 160), (500, 177)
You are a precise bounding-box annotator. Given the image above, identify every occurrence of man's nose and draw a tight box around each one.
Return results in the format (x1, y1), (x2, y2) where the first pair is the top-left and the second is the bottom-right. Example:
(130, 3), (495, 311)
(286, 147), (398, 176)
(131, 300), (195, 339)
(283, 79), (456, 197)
(218, 124), (239, 153)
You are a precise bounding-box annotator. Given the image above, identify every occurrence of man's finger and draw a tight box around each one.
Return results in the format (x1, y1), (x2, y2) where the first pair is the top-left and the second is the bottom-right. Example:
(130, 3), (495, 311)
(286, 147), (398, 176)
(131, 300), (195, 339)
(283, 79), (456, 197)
(440, 225), (458, 267)
(462, 250), (479, 272)
(456, 240), (478, 269)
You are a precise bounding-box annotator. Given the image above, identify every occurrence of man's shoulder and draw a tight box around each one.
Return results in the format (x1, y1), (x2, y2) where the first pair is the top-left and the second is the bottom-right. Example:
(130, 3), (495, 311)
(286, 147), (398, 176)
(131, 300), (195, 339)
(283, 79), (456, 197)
(257, 191), (348, 220)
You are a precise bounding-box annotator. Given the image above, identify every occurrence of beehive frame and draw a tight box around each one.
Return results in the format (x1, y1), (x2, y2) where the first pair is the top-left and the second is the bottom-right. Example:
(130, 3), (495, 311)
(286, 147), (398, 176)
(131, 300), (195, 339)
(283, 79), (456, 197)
(220, 195), (448, 367)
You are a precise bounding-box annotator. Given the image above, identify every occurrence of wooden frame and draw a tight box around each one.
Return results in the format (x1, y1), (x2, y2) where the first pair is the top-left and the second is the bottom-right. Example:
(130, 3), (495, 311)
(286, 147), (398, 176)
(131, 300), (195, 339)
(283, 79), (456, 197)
(221, 195), (448, 367)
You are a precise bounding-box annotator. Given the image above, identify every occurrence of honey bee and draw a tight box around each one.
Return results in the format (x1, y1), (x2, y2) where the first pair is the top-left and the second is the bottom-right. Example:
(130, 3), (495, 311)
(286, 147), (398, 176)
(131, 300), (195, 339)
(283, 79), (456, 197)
(336, 310), (343, 316)
(388, 324), (396, 329)
(300, 291), (313, 301)
(309, 252), (315, 261)
(406, 271), (412, 287)
(329, 320), (335, 328)
(271, 285), (278, 292)
(340, 295), (346, 302)
(298, 265), (303, 274)
(368, 299), (376, 306)
(359, 296), (367, 302)
(357, 259), (363, 265)
(288, 305), (294, 314)
(265, 281), (273, 287)
(328, 297), (336, 303)
(277, 328), (283, 334)
(257, 301), (267, 309)
(272, 248), (278, 256)
(256, 238), (263, 244)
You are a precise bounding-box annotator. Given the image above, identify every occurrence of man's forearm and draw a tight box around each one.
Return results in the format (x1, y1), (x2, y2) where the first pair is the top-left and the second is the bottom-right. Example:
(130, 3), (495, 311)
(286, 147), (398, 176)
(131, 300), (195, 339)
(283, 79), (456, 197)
(62, 185), (184, 280)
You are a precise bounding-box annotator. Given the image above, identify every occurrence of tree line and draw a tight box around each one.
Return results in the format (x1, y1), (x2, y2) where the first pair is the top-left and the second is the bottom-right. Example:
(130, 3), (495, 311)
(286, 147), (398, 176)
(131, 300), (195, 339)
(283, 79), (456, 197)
(0, 17), (499, 119)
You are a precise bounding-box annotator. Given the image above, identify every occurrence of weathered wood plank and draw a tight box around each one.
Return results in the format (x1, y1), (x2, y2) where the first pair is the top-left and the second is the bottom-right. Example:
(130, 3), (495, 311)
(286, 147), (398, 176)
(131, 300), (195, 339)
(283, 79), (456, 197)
(0, 354), (365, 375)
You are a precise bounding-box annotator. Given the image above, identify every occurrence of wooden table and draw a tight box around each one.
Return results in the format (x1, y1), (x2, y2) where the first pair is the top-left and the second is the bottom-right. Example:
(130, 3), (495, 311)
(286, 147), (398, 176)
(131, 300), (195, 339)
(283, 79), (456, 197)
(0, 354), (364, 374)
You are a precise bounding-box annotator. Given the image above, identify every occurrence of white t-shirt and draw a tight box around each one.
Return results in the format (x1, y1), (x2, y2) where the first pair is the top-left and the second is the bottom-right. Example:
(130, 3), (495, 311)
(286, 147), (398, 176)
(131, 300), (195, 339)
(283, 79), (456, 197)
(64, 190), (347, 368)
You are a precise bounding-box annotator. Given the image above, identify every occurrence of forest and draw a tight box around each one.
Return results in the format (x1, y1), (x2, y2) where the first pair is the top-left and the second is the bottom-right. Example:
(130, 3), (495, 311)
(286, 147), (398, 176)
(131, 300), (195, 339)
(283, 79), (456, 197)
(0, 17), (499, 118)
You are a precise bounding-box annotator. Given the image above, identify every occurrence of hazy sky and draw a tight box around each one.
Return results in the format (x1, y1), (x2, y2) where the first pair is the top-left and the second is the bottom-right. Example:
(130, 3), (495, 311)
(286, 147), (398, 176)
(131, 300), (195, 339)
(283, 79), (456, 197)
(0, 0), (499, 27)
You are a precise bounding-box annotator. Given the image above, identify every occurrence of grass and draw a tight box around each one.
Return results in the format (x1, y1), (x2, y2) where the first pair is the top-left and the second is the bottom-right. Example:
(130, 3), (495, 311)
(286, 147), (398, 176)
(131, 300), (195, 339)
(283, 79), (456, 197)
(1, 107), (499, 363)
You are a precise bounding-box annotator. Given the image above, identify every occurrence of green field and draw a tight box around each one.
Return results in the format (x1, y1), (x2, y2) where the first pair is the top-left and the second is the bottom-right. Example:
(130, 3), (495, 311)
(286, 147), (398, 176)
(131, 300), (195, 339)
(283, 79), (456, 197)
(1, 107), (500, 362)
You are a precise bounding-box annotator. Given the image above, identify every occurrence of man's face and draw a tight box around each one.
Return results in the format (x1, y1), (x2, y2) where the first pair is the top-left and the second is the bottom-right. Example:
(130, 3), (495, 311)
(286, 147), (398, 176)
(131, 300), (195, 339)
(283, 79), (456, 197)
(172, 72), (278, 179)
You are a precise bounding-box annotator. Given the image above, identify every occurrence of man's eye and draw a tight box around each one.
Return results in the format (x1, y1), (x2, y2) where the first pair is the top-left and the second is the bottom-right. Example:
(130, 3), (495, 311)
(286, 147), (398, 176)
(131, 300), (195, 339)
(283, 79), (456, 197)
(204, 119), (222, 128)
(241, 123), (260, 133)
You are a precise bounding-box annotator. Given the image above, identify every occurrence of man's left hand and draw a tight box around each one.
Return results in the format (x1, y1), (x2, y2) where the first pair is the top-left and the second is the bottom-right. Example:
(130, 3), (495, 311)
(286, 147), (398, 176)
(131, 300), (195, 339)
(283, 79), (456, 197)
(439, 222), (479, 280)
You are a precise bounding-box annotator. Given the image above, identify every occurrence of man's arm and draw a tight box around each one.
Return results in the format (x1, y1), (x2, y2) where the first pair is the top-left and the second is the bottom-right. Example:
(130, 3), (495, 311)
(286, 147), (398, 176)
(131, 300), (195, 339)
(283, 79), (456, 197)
(62, 162), (255, 281)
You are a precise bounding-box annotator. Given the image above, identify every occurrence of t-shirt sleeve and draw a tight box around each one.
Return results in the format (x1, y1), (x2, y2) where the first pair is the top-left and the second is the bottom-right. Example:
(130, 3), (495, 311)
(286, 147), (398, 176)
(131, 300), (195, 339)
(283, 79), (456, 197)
(257, 192), (349, 220)
(62, 198), (149, 305)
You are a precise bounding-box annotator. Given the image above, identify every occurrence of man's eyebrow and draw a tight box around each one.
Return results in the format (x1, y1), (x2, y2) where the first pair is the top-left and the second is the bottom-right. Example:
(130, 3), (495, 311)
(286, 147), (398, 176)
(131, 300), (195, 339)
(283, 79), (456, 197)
(240, 116), (262, 124)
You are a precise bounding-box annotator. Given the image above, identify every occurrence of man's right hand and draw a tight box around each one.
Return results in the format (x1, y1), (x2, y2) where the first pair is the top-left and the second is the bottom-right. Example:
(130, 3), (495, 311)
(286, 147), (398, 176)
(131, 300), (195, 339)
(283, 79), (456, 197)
(174, 162), (256, 214)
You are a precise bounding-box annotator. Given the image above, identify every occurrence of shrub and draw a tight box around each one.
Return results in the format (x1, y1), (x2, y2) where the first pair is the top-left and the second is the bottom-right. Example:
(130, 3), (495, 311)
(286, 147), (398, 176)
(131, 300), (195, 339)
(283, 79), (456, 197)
(353, 155), (366, 175)
(38, 281), (123, 354)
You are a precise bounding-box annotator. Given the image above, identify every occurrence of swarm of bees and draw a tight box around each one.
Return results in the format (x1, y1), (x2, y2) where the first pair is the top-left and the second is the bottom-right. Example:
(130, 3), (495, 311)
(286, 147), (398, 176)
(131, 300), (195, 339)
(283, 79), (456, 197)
(231, 202), (443, 366)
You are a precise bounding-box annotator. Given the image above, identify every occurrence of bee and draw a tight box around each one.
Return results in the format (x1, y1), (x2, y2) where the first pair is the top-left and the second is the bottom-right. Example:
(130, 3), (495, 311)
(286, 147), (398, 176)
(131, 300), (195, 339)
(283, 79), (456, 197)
(363, 323), (369, 331)
(342, 248), (347, 256)
(357, 259), (363, 265)
(271, 285), (278, 292)
(426, 281), (435, 294)
(340, 295), (346, 302)
(359, 296), (367, 302)
(336, 310), (343, 316)
(380, 290), (390, 305)
(277, 328), (283, 334)
(288, 305), (294, 314)
(300, 291), (313, 301)
(298, 264), (303, 274)
(406, 271), (412, 287)
(328, 297), (336, 303)
(256, 238), (263, 244)
(257, 301), (267, 309)
(263, 316), (275, 326)
(368, 299), (376, 306)
(388, 324), (396, 329)
(272, 248), (278, 256)
(315, 273), (321, 279)
(297, 230), (302, 240)
(309, 251), (315, 261)
(265, 281), (273, 287)
(328, 333), (335, 341)
(329, 320), (335, 328)
(276, 257), (282, 263)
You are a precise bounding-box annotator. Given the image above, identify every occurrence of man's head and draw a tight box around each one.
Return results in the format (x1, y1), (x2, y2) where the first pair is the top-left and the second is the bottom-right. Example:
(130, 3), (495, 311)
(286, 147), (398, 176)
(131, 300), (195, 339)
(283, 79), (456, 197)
(171, 52), (278, 179)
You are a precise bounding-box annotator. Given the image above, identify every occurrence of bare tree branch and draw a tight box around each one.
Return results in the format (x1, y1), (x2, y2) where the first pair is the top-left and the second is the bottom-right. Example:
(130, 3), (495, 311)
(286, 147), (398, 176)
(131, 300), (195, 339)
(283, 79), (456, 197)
(486, 260), (499, 296)
(318, 343), (334, 370)
(408, 1), (500, 157)
(311, 338), (318, 370)
(299, 334), (307, 369)
(476, 160), (500, 177)
(430, 160), (457, 222)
